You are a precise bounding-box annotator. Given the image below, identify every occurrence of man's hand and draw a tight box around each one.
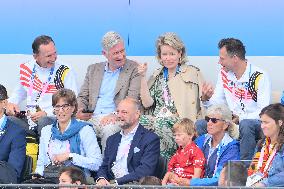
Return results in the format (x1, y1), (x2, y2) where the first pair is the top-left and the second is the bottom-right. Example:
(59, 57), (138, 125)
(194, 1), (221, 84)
(100, 113), (117, 126)
(76, 108), (93, 121)
(30, 111), (47, 122)
(137, 63), (148, 77)
(96, 178), (110, 186)
(201, 82), (214, 101)
(6, 102), (19, 116)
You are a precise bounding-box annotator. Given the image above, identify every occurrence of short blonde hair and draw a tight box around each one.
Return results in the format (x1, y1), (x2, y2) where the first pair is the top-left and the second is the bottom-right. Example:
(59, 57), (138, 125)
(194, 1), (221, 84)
(173, 118), (196, 136)
(156, 32), (188, 65)
(206, 104), (239, 139)
(101, 31), (124, 52)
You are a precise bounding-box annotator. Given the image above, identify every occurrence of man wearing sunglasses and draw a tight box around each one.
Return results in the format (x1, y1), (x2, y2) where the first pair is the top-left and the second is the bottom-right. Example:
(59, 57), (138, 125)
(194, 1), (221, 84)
(198, 38), (271, 160)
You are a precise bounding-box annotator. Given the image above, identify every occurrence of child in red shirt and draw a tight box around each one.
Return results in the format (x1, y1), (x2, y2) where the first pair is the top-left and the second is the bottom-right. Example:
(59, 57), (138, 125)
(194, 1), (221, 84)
(162, 118), (205, 185)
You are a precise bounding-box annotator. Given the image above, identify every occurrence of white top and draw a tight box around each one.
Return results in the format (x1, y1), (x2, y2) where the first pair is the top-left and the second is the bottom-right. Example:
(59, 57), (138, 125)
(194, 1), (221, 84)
(8, 60), (78, 116)
(203, 63), (271, 121)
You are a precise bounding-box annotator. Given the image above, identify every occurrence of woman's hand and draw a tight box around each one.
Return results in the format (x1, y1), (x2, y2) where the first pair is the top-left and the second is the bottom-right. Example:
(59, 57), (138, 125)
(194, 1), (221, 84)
(252, 182), (265, 187)
(53, 152), (69, 164)
(201, 82), (214, 101)
(137, 63), (148, 77)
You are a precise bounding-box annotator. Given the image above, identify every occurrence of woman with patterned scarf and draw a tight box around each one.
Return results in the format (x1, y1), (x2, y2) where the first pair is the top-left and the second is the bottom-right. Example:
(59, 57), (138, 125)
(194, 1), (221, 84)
(246, 103), (284, 187)
(33, 89), (102, 183)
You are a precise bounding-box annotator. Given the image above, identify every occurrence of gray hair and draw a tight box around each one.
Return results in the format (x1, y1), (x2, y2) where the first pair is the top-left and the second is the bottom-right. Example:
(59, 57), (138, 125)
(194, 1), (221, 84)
(156, 32), (188, 65)
(207, 104), (238, 138)
(101, 31), (124, 52)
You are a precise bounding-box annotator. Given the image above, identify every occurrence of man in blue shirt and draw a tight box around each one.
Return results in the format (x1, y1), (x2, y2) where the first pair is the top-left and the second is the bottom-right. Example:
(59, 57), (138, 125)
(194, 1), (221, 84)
(77, 31), (141, 152)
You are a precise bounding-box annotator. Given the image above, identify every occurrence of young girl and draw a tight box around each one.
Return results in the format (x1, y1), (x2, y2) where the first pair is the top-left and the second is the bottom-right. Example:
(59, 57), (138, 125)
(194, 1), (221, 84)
(162, 118), (205, 185)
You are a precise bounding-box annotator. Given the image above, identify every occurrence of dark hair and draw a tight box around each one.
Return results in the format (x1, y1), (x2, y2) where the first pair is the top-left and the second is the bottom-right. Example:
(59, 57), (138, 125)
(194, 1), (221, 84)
(52, 88), (78, 117)
(59, 166), (86, 185)
(218, 38), (246, 60)
(259, 103), (284, 151)
(139, 176), (161, 185)
(0, 84), (8, 100)
(222, 161), (248, 186)
(32, 35), (55, 54)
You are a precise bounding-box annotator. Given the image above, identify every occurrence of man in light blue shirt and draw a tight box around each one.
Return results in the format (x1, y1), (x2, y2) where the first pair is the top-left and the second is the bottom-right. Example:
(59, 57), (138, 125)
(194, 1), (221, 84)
(77, 31), (141, 152)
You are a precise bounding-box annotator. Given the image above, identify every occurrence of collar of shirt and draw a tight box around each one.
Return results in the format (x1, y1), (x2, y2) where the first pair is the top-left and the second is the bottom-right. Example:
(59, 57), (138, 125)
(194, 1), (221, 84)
(120, 124), (139, 139)
(105, 62), (122, 73)
(227, 62), (251, 83)
(56, 119), (72, 132)
(0, 114), (6, 131)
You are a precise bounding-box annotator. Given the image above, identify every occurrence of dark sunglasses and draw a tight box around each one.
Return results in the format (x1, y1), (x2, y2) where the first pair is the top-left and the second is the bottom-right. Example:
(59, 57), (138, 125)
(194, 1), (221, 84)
(205, 116), (225, 124)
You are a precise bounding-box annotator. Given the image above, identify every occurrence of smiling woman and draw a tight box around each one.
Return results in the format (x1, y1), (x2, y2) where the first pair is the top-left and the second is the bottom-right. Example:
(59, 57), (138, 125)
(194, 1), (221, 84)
(138, 32), (205, 159)
(33, 88), (102, 183)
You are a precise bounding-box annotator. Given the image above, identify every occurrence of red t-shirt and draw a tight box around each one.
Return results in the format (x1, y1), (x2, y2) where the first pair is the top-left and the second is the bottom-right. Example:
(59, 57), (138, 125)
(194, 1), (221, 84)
(168, 142), (205, 179)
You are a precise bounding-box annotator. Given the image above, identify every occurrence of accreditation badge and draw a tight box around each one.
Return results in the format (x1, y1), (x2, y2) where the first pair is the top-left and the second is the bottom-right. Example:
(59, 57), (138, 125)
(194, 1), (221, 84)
(157, 106), (173, 118)
(26, 104), (38, 130)
(246, 172), (264, 187)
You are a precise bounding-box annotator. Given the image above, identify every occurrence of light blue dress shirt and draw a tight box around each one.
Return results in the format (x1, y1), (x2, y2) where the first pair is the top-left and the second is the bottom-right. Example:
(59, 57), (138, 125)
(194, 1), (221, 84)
(94, 63), (121, 115)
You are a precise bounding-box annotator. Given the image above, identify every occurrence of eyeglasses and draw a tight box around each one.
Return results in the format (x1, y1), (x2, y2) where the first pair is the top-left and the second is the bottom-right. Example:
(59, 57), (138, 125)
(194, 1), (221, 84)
(53, 104), (71, 112)
(205, 116), (225, 124)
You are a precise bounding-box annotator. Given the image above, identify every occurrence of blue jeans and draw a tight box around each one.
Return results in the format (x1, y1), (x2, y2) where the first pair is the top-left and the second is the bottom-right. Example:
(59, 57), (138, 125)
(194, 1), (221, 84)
(239, 119), (262, 160)
(195, 119), (208, 136)
(195, 118), (262, 160)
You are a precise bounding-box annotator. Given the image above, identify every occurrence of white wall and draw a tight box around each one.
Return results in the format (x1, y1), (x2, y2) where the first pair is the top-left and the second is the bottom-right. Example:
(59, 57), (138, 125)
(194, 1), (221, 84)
(0, 55), (283, 96)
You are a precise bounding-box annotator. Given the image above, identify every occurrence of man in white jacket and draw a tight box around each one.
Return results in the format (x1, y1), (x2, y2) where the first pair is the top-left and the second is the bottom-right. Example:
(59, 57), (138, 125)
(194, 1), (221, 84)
(197, 38), (271, 160)
(6, 35), (78, 136)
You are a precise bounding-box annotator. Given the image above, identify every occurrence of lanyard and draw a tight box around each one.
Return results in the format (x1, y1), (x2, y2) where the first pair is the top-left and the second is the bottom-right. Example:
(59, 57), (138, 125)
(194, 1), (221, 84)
(162, 66), (180, 106)
(28, 64), (55, 104)
(257, 140), (277, 175)
(206, 137), (223, 176)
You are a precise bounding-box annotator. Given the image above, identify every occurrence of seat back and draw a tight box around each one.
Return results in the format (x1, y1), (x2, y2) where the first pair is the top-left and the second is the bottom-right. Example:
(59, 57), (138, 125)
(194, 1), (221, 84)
(154, 155), (168, 179)
(20, 155), (33, 182)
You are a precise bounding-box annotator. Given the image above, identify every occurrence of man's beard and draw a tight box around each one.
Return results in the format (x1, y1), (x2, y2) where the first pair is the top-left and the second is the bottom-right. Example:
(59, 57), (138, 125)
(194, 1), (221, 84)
(117, 120), (132, 130)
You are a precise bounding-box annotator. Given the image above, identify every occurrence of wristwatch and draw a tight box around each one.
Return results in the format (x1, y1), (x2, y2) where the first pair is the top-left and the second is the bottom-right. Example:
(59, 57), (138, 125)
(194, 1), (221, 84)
(68, 153), (74, 161)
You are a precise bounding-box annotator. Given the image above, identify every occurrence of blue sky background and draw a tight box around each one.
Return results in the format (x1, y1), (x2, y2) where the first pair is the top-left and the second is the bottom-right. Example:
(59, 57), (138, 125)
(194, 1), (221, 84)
(0, 0), (283, 55)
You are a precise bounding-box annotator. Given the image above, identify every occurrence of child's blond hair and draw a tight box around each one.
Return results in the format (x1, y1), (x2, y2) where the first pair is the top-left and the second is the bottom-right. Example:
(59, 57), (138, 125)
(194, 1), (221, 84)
(173, 118), (196, 137)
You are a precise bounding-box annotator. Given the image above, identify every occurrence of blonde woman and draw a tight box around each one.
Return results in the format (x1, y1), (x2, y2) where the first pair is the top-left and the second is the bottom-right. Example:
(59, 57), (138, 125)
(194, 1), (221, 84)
(138, 32), (204, 159)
